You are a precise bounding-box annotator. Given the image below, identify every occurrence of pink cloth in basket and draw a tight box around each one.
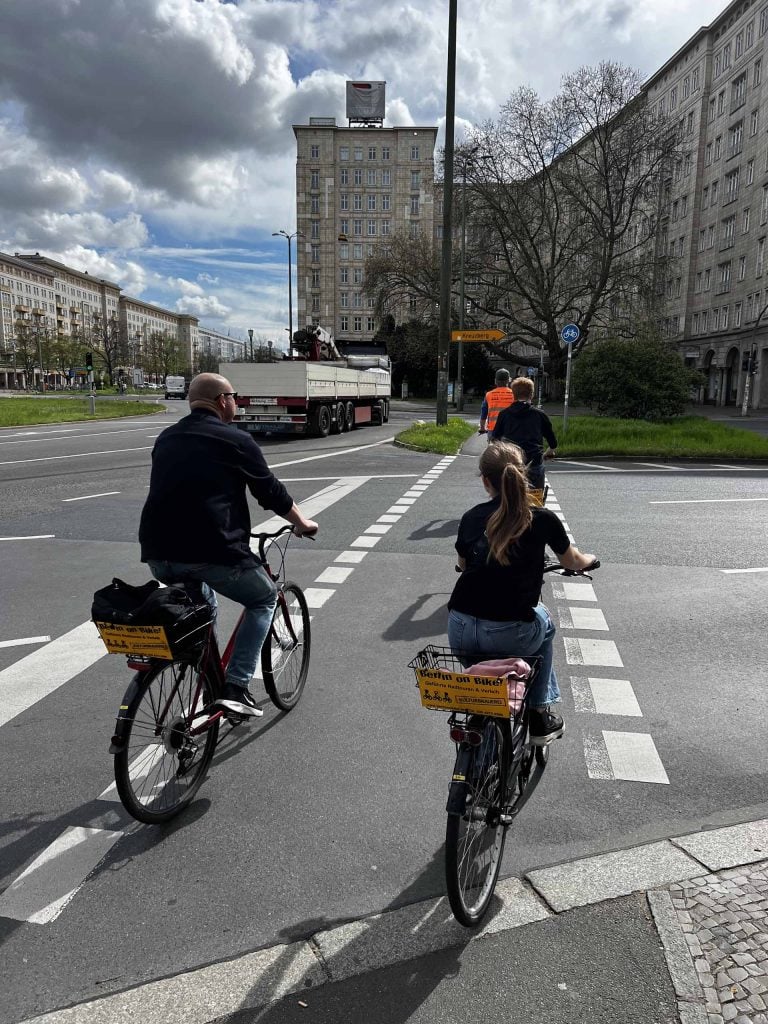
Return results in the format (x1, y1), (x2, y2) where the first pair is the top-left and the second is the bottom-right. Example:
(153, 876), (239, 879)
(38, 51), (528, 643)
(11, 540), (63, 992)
(465, 658), (531, 713)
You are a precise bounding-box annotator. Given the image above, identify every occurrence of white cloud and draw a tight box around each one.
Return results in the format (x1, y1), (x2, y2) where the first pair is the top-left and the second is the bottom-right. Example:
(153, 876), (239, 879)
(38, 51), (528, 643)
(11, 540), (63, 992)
(166, 275), (204, 296)
(176, 294), (230, 318)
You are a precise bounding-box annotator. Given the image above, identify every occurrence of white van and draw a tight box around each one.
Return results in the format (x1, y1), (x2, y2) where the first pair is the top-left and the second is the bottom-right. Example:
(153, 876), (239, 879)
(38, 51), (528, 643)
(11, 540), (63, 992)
(164, 376), (187, 400)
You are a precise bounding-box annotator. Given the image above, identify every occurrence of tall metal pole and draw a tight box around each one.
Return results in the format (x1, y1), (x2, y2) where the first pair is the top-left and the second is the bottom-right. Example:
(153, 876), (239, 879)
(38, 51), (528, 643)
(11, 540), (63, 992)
(248, 328), (254, 362)
(562, 343), (574, 432)
(457, 156), (468, 412)
(288, 234), (294, 359)
(742, 302), (766, 415)
(436, 0), (457, 426)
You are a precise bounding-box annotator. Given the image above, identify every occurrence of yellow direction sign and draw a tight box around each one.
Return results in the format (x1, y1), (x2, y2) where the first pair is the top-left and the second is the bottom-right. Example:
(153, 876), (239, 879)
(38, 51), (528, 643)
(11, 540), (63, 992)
(450, 329), (506, 343)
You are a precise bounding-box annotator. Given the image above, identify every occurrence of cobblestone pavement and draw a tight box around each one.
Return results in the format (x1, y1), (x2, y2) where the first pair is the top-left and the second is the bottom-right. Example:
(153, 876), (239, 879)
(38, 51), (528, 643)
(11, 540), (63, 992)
(669, 860), (768, 1024)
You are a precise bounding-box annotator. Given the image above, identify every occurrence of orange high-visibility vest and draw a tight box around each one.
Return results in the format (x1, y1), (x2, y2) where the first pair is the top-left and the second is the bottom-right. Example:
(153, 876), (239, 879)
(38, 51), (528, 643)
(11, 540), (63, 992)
(485, 387), (514, 432)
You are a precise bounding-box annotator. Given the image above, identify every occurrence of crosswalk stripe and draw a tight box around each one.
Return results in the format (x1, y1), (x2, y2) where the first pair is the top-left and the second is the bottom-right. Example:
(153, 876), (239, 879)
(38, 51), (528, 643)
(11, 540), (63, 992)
(571, 676), (643, 717)
(551, 581), (597, 602)
(558, 607), (609, 630)
(0, 622), (106, 729)
(249, 477), (370, 542)
(603, 731), (670, 784)
(0, 826), (123, 924)
(563, 637), (624, 666)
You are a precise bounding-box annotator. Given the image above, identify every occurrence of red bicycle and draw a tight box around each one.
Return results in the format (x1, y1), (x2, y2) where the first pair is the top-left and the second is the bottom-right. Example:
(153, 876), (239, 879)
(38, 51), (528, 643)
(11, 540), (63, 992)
(109, 526), (311, 824)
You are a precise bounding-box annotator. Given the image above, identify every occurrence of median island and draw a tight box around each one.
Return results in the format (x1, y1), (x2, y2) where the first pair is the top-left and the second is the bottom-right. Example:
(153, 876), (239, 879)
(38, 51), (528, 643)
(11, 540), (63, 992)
(0, 397), (164, 428)
(395, 414), (768, 459)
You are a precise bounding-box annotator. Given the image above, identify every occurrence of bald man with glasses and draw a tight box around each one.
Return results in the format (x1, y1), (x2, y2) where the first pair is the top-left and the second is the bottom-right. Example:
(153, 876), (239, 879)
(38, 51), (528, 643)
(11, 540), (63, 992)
(139, 373), (318, 718)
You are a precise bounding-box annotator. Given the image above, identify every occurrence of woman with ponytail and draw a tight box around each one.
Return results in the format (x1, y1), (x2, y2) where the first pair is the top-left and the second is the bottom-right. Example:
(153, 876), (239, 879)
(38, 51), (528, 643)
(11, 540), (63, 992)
(447, 441), (597, 745)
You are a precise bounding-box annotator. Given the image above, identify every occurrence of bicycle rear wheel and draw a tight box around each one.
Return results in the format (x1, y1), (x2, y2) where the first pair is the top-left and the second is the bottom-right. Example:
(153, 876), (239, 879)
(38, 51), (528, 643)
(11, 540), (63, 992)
(445, 719), (508, 926)
(114, 659), (219, 824)
(262, 582), (311, 711)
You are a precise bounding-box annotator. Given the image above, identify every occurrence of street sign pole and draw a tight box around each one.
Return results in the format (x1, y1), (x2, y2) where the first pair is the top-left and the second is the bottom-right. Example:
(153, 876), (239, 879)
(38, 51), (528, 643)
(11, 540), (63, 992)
(563, 343), (574, 432)
(560, 324), (580, 433)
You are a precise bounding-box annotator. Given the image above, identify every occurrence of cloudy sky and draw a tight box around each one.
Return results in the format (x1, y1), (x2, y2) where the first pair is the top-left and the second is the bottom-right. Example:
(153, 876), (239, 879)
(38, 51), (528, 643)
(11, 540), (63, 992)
(0, 0), (728, 347)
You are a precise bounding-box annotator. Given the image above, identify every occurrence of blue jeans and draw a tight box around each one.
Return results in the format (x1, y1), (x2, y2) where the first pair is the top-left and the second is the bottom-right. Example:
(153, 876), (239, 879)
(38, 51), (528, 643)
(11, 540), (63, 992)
(447, 604), (560, 707)
(147, 559), (277, 688)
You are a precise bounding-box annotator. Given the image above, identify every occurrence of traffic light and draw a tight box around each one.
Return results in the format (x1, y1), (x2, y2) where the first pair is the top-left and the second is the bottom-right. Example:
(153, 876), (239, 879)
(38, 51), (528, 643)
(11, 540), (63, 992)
(749, 355), (758, 375)
(85, 352), (93, 371)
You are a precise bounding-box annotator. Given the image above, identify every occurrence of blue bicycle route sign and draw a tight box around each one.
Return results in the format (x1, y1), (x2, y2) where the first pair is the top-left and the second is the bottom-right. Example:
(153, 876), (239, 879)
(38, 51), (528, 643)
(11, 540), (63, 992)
(561, 323), (580, 344)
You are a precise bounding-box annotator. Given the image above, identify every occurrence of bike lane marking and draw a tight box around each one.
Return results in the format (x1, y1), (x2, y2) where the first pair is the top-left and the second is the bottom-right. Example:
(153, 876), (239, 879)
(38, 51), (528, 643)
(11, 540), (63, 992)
(545, 485), (670, 786)
(0, 826), (123, 924)
(0, 635), (50, 649)
(0, 463), (456, 924)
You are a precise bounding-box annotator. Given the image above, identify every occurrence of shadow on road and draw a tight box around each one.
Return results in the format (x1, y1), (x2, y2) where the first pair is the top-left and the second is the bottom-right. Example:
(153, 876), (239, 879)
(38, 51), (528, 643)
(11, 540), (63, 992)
(381, 593), (449, 643)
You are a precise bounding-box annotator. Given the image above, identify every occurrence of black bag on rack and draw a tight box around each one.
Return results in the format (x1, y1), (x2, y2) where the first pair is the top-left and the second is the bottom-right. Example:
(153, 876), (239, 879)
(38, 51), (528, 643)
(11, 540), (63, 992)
(92, 578), (212, 656)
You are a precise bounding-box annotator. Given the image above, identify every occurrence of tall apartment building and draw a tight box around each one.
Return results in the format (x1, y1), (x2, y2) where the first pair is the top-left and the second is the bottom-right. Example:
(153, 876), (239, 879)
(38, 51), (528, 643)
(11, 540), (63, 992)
(647, 0), (768, 409)
(293, 116), (438, 346)
(0, 251), (246, 386)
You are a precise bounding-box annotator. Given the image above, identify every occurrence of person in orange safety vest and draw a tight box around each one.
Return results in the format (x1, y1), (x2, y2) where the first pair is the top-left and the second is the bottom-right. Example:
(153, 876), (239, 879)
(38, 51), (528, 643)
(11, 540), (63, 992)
(478, 368), (514, 438)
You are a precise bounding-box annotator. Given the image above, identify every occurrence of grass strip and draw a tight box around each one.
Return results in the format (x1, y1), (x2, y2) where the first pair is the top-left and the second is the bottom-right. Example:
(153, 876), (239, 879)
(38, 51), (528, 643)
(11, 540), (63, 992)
(0, 398), (163, 427)
(552, 415), (768, 459)
(396, 417), (477, 455)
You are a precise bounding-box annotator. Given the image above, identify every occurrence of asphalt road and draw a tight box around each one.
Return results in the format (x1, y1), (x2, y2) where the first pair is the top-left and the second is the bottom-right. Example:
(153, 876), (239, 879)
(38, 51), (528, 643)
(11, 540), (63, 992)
(1, 405), (766, 1022)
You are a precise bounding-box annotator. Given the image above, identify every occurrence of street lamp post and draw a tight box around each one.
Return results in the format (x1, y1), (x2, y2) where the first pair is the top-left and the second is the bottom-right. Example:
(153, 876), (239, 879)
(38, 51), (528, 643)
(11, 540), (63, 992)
(436, 0), (458, 426)
(272, 230), (303, 358)
(247, 328), (254, 362)
(457, 144), (479, 412)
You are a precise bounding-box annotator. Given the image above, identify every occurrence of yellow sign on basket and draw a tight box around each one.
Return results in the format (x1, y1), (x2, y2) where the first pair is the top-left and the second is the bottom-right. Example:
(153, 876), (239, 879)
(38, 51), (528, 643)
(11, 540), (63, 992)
(95, 622), (173, 659)
(415, 667), (510, 718)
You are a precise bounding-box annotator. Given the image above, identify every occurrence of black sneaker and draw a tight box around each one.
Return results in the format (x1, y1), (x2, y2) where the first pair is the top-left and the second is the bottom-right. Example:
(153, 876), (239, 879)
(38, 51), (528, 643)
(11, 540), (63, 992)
(528, 706), (564, 745)
(216, 683), (263, 718)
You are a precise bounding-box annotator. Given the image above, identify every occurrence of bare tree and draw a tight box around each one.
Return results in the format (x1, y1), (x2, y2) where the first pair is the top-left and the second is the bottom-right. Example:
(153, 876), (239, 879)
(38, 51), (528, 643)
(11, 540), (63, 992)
(87, 313), (126, 384)
(463, 62), (677, 370)
(365, 62), (677, 376)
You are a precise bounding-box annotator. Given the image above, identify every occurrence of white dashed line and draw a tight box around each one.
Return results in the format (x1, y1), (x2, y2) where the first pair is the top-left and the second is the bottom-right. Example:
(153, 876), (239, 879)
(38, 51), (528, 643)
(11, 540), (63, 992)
(351, 535), (381, 548)
(335, 550), (368, 563)
(551, 581), (597, 602)
(602, 731), (669, 785)
(0, 826), (123, 924)
(62, 491), (120, 502)
(364, 524), (392, 535)
(303, 588), (336, 609)
(564, 636), (624, 667)
(570, 677), (643, 717)
(0, 635), (51, 649)
(315, 566), (354, 585)
(558, 607), (609, 631)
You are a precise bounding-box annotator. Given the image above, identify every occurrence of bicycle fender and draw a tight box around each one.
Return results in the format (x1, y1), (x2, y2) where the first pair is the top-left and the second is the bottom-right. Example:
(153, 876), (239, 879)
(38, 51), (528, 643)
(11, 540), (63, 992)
(446, 747), (472, 815)
(109, 673), (145, 752)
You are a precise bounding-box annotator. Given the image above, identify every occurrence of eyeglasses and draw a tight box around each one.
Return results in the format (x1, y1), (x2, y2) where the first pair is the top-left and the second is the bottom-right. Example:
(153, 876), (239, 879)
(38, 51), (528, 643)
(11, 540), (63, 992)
(218, 392), (238, 399)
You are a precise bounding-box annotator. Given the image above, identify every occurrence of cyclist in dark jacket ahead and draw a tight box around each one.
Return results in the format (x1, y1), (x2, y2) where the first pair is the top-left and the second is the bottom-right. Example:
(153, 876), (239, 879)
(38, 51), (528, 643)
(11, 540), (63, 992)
(491, 376), (557, 490)
(139, 372), (318, 718)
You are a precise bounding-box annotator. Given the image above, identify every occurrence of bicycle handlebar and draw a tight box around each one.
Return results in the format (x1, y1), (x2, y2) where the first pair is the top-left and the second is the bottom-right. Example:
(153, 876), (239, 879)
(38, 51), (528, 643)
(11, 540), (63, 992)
(544, 558), (600, 579)
(250, 524), (315, 562)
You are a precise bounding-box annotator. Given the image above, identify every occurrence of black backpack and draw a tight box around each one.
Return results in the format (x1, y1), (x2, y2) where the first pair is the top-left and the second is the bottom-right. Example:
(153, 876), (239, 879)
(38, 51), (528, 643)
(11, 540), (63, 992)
(92, 578), (212, 656)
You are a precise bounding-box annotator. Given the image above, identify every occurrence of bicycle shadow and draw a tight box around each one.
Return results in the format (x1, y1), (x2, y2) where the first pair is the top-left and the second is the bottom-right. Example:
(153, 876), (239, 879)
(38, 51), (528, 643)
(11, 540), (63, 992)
(231, 845), (514, 1022)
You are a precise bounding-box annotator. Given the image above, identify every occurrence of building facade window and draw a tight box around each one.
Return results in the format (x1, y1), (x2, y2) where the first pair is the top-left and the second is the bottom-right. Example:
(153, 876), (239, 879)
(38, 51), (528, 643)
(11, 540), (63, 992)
(340, 193), (348, 210)
(340, 168), (348, 185)
(311, 221), (319, 238)
(354, 146), (363, 160)
(367, 169), (376, 185)
(340, 267), (348, 283)
(310, 144), (319, 159)
(748, 159), (755, 185)
(311, 269), (320, 287)
(410, 145), (419, 160)
(382, 194), (391, 211)
(353, 193), (362, 211)
(368, 146), (376, 160)
(310, 196), (320, 213)
(410, 196), (420, 215)
(354, 168), (362, 186)
(366, 316), (375, 331)
(311, 170), (319, 189)
(367, 194), (376, 211)
(381, 146), (390, 160)
(728, 121), (743, 156)
(353, 268), (363, 284)
(340, 315), (348, 332)
(353, 219), (362, 236)
(353, 316), (362, 331)
(743, 207), (751, 233)
(751, 109), (760, 135)
(340, 146), (349, 160)
(311, 244), (320, 262)
(382, 169), (391, 186)
(381, 219), (391, 235)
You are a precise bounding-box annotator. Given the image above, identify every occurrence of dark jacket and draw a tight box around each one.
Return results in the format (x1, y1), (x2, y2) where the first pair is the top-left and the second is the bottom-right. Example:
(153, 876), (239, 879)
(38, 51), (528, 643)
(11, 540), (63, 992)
(491, 402), (557, 466)
(139, 410), (293, 565)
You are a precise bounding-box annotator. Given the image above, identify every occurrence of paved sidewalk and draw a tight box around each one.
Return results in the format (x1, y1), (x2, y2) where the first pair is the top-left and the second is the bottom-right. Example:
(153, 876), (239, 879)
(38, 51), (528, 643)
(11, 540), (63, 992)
(24, 819), (768, 1024)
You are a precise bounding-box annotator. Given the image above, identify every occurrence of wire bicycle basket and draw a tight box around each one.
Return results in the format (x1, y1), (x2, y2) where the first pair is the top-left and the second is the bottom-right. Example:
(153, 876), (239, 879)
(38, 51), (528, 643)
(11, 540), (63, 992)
(408, 645), (539, 722)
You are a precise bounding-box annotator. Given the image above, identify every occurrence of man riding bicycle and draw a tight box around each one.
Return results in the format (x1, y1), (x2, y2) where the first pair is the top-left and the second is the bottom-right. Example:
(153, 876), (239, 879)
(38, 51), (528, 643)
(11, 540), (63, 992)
(491, 376), (557, 490)
(138, 372), (318, 718)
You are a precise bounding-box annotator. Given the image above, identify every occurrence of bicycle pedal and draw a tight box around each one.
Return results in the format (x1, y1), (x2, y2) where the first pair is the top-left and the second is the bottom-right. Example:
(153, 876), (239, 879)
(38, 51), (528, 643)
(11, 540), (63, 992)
(499, 813), (514, 826)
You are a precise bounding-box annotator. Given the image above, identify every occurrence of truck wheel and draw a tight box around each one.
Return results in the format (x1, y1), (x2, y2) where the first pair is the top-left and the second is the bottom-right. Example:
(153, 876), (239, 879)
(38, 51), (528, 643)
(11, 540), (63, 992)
(345, 401), (356, 430)
(312, 405), (332, 437)
(331, 402), (345, 434)
(372, 400), (384, 426)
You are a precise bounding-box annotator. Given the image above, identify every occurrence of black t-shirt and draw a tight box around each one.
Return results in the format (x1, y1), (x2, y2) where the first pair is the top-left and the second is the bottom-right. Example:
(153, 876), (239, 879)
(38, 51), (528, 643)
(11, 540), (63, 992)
(448, 498), (570, 621)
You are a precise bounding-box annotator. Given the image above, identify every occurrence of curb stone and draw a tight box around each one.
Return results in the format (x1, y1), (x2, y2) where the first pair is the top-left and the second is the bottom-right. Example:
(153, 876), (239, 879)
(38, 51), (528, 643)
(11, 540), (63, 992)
(21, 817), (768, 1024)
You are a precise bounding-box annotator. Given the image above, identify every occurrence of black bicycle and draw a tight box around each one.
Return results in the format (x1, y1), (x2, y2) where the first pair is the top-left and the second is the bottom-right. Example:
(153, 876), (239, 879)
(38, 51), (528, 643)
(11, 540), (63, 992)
(410, 560), (599, 927)
(104, 526), (311, 824)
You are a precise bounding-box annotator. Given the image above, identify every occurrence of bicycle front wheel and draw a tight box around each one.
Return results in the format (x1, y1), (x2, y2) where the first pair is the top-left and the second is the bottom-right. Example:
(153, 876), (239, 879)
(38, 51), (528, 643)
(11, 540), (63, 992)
(445, 719), (508, 927)
(262, 582), (311, 711)
(114, 659), (219, 824)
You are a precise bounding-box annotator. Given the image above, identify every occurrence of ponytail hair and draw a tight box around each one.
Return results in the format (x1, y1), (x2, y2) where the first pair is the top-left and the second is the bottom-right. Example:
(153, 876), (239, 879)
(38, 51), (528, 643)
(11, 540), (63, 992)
(479, 442), (532, 565)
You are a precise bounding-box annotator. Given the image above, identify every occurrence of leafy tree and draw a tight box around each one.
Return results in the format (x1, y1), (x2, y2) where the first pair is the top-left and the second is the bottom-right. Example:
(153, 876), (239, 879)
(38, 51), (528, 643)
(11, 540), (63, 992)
(196, 351), (219, 373)
(571, 332), (702, 420)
